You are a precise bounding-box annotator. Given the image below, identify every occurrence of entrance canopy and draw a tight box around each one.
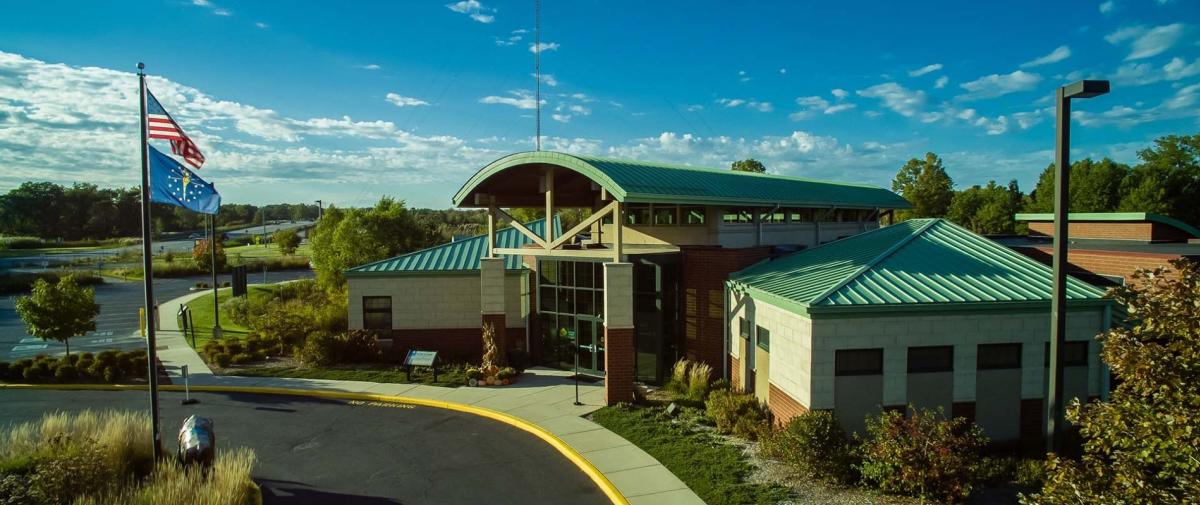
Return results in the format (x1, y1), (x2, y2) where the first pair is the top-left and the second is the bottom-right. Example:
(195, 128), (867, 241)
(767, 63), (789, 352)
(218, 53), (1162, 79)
(452, 151), (911, 209)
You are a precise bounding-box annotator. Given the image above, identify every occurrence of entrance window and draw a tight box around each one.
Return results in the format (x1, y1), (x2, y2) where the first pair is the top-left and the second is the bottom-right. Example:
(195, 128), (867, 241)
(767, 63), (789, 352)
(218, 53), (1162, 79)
(653, 206), (678, 225)
(627, 204), (651, 225)
(681, 206), (706, 225)
(722, 209), (754, 224)
(362, 296), (392, 331)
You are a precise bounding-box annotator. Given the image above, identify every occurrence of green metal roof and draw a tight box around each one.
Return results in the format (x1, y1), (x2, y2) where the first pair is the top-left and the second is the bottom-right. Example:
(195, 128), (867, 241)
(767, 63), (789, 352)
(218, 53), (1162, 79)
(1014, 212), (1200, 238)
(345, 218), (559, 276)
(452, 151), (911, 209)
(728, 219), (1108, 317)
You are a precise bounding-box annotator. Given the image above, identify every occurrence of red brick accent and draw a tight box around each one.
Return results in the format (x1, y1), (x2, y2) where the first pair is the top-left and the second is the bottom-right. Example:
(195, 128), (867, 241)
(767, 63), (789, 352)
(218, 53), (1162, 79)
(768, 382), (808, 425)
(952, 402), (976, 424)
(389, 325), (522, 363)
(1014, 246), (1183, 283)
(1028, 220), (1195, 242)
(729, 356), (742, 392)
(604, 326), (635, 405)
(1019, 399), (1045, 451)
(680, 246), (773, 375)
(482, 313), (508, 364)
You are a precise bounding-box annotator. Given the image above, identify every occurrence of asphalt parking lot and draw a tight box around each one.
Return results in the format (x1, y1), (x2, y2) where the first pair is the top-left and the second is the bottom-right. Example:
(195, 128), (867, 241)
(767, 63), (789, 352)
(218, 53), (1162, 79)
(0, 389), (609, 505)
(0, 270), (313, 361)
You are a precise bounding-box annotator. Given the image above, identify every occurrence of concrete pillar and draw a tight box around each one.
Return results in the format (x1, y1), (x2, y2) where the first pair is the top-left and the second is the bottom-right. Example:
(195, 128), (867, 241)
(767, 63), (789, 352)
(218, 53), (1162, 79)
(603, 262), (635, 405)
(481, 257), (508, 362)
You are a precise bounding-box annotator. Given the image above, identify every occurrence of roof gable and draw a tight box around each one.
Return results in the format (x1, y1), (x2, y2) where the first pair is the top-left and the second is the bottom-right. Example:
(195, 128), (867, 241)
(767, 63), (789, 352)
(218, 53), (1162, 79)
(346, 218), (559, 275)
(729, 219), (1107, 315)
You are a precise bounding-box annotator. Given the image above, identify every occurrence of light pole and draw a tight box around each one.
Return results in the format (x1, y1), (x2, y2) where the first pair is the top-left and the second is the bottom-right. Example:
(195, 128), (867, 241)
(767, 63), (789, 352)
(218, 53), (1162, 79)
(315, 200), (323, 221)
(1047, 79), (1108, 454)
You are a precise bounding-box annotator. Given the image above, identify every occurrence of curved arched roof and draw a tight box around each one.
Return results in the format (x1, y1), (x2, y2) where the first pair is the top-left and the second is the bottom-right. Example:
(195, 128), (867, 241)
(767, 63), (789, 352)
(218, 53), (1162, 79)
(452, 151), (911, 209)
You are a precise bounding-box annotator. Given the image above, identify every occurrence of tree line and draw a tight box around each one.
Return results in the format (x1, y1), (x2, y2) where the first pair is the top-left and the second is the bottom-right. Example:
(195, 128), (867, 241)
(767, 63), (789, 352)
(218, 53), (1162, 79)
(0, 182), (321, 240)
(889, 133), (1200, 234)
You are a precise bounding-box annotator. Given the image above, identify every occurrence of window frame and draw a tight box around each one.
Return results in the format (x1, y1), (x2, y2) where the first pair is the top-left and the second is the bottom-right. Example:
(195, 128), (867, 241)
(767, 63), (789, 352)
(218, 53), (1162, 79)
(680, 206), (707, 226)
(907, 345), (954, 373)
(755, 325), (770, 351)
(361, 296), (392, 331)
(739, 317), (751, 340)
(835, 348), (884, 376)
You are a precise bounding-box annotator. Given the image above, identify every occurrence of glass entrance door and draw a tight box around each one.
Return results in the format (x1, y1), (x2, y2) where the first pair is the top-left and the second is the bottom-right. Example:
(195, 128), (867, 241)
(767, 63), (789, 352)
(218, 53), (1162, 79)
(576, 317), (604, 376)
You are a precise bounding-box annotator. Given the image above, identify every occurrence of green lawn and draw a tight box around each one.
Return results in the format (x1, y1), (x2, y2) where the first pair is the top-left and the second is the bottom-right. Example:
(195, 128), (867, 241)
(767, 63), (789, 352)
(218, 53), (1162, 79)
(225, 243), (311, 262)
(591, 405), (791, 505)
(0, 243), (127, 258)
(183, 285), (281, 347)
(229, 364), (465, 387)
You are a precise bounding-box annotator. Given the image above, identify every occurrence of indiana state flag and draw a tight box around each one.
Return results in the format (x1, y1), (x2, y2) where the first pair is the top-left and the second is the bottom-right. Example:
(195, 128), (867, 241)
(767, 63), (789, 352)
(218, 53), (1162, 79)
(149, 146), (220, 215)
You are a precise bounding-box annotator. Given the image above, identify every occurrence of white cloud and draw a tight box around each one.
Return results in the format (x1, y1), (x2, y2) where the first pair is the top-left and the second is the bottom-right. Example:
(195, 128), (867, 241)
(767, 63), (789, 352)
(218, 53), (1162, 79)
(1021, 45), (1071, 68)
(361, 64), (381, 70)
(779, 68), (788, 75)
(1099, 0), (1115, 14)
(1164, 57), (1200, 80)
(824, 103), (856, 114)
(1072, 83), (1200, 127)
(533, 73), (558, 87)
(1105, 23), (1186, 60)
(908, 63), (943, 77)
(254, 21), (268, 29)
(934, 76), (949, 88)
(957, 70), (1042, 101)
(856, 82), (926, 117)
(385, 93), (429, 107)
(529, 42), (559, 53)
(789, 95), (855, 120)
(478, 90), (542, 110)
(1112, 56), (1200, 86)
(551, 114), (570, 123)
(214, 8), (230, 16)
(716, 98), (771, 112)
(191, 0), (231, 16)
(831, 88), (848, 100)
(0, 51), (501, 199)
(446, 0), (496, 23)
(738, 70), (751, 82)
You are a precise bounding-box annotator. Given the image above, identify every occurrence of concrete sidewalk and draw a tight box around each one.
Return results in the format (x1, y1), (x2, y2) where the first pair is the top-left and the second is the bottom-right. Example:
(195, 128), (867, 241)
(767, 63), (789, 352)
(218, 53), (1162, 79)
(153, 290), (702, 505)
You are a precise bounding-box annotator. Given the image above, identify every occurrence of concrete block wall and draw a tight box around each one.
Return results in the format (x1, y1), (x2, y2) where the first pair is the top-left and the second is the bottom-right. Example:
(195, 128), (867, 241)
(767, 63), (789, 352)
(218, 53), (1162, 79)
(728, 296), (813, 409)
(348, 274), (526, 330)
(807, 308), (1107, 410)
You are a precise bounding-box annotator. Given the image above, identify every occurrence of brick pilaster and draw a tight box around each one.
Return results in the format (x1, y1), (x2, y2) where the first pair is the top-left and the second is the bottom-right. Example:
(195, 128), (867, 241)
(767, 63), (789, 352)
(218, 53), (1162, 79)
(604, 327), (635, 405)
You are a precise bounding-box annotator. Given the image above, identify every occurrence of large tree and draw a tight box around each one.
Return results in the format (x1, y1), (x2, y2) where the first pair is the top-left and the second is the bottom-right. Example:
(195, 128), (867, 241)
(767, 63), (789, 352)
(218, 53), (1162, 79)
(1029, 259), (1200, 504)
(731, 159), (767, 173)
(15, 275), (100, 357)
(947, 180), (1022, 234)
(192, 238), (227, 273)
(1119, 134), (1200, 225)
(309, 197), (438, 287)
(274, 228), (301, 255)
(1026, 158), (1131, 214)
(892, 152), (954, 218)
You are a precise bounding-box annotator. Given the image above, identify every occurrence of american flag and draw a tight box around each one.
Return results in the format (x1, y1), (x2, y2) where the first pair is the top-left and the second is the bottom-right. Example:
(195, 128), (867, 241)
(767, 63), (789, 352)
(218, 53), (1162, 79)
(146, 89), (205, 169)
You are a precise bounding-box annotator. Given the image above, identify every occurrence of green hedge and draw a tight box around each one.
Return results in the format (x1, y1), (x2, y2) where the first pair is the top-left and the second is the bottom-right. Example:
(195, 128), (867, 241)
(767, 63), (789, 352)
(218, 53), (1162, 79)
(0, 350), (149, 384)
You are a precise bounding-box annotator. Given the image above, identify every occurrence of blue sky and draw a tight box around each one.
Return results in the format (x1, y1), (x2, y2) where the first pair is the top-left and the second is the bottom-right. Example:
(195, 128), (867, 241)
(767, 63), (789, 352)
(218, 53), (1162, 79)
(1, 0), (1197, 208)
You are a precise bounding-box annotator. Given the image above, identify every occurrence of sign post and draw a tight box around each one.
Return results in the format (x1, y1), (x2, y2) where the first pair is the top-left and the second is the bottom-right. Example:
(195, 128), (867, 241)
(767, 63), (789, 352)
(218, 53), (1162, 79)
(569, 329), (582, 406)
(181, 364), (198, 405)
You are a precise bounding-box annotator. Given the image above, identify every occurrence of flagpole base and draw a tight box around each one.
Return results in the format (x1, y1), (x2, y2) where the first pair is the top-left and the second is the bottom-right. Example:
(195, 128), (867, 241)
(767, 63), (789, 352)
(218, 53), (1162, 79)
(212, 325), (223, 341)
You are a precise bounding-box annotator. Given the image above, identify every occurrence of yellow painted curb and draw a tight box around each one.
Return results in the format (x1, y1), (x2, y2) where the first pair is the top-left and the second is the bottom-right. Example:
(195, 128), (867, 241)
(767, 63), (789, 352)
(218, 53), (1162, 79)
(0, 383), (630, 505)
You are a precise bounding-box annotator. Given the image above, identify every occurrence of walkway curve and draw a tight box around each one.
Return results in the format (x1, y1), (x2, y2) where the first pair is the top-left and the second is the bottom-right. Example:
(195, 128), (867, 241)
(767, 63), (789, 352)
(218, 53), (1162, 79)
(0, 382), (629, 505)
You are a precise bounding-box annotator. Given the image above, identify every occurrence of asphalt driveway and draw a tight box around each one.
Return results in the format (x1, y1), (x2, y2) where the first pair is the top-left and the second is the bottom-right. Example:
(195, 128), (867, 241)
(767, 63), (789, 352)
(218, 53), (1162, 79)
(0, 389), (610, 505)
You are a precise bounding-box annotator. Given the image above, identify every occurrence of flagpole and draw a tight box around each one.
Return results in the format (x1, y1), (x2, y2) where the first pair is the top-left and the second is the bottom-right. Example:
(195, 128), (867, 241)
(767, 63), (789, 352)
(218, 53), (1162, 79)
(137, 62), (163, 460)
(211, 213), (221, 339)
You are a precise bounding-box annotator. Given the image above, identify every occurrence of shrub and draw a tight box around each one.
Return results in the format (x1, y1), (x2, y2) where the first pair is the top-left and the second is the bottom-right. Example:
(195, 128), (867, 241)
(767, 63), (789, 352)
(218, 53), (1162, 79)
(338, 330), (381, 363)
(760, 410), (857, 484)
(0, 362), (9, 380)
(465, 367), (483, 380)
(224, 340), (245, 356)
(221, 296), (251, 327)
(686, 361), (713, 400)
(101, 366), (120, 383)
(297, 332), (337, 367)
(53, 364), (78, 382)
(63, 354), (79, 366)
(856, 407), (987, 503)
(22, 365), (40, 382)
(1015, 458), (1045, 489)
(212, 353), (232, 368)
(705, 390), (771, 440)
(496, 367), (517, 380)
(230, 353), (255, 365)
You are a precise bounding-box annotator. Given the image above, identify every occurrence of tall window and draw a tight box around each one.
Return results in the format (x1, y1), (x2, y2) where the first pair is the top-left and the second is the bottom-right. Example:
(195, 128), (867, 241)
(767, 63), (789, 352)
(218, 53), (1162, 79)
(362, 296), (392, 331)
(755, 326), (770, 351)
(907, 346), (954, 373)
(977, 343), (1022, 370)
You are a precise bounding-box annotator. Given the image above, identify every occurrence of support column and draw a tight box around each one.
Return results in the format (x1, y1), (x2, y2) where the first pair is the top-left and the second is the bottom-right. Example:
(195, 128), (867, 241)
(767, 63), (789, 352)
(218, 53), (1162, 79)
(603, 262), (635, 405)
(481, 257), (508, 363)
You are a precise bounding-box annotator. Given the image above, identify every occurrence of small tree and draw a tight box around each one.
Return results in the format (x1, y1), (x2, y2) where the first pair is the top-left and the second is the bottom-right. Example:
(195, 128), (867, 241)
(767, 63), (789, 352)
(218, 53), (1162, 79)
(1027, 259), (1200, 504)
(192, 238), (227, 273)
(14, 275), (100, 357)
(731, 159), (767, 173)
(274, 229), (301, 255)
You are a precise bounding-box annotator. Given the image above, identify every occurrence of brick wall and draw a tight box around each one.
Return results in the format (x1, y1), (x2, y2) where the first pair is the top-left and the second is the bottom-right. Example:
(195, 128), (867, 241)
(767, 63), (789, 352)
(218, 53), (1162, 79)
(1027, 221), (1155, 241)
(768, 382), (808, 425)
(1014, 246), (1182, 283)
(388, 325), (522, 363)
(605, 327), (635, 405)
(729, 356), (741, 391)
(680, 246), (772, 373)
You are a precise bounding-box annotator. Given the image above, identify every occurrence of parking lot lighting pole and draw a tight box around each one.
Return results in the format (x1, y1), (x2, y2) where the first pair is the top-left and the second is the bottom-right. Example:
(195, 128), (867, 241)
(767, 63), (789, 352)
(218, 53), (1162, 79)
(1047, 80), (1108, 454)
